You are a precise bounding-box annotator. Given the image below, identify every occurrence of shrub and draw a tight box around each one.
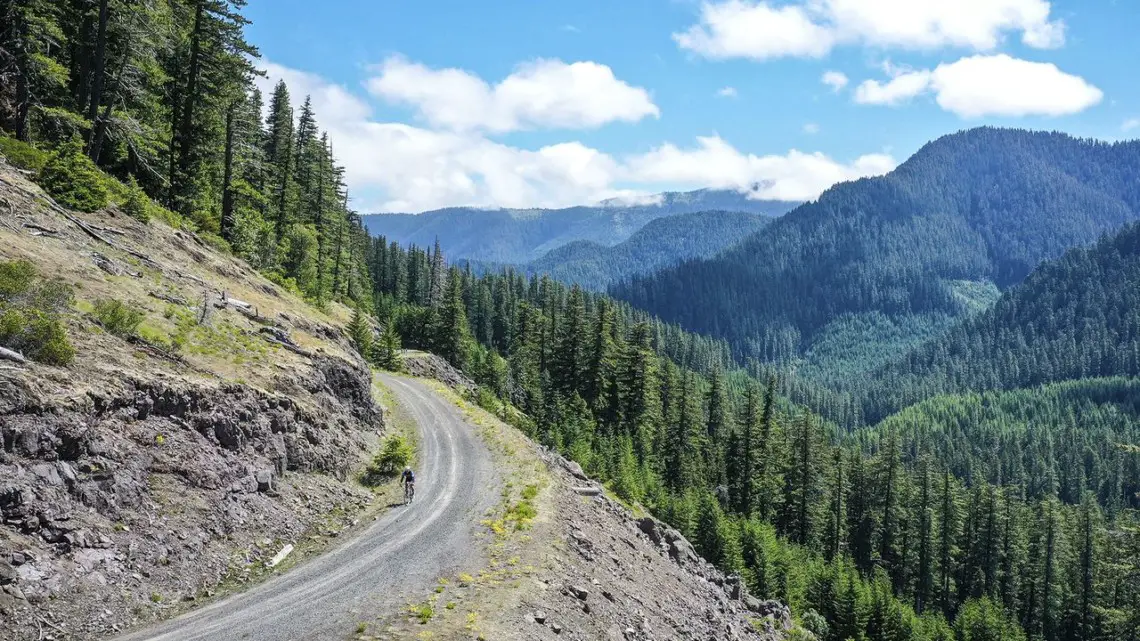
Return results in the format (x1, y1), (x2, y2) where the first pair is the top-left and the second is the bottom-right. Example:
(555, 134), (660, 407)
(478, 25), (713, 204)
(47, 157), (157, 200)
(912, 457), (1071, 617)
(0, 260), (36, 299)
(123, 176), (151, 223)
(0, 135), (50, 172)
(0, 260), (76, 365)
(38, 136), (110, 212)
(197, 231), (232, 255)
(364, 434), (413, 484)
(93, 298), (145, 338)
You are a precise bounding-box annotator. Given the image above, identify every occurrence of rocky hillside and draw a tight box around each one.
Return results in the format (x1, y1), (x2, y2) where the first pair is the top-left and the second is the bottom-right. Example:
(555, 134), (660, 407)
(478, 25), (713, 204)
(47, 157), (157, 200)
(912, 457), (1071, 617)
(0, 162), (388, 640)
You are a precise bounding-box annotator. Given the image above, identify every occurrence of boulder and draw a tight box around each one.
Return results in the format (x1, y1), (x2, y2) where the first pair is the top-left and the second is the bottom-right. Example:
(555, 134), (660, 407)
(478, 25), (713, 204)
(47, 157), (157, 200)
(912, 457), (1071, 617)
(0, 561), (17, 585)
(636, 517), (663, 546)
(255, 470), (275, 493)
(564, 459), (589, 481)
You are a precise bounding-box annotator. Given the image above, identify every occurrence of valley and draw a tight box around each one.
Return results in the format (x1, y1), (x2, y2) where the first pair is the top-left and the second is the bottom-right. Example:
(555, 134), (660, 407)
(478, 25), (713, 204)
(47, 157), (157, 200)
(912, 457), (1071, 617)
(2, 2), (1139, 641)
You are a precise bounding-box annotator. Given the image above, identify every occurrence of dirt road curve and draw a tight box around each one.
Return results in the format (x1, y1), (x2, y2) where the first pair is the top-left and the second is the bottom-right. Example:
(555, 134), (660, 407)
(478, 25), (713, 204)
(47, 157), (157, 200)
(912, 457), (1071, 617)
(110, 375), (497, 641)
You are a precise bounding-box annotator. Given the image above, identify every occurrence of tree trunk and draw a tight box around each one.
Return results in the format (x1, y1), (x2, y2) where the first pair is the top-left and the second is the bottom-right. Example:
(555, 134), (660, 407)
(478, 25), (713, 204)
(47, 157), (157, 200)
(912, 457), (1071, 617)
(173, 0), (205, 214)
(90, 8), (135, 163)
(331, 193), (346, 295)
(85, 0), (110, 143)
(314, 147), (326, 293)
(220, 100), (237, 241)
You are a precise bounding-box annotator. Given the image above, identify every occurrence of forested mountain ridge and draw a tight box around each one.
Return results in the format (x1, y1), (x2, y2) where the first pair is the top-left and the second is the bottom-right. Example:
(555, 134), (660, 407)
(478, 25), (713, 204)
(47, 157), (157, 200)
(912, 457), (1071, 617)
(856, 219), (1140, 423)
(612, 128), (1140, 374)
(361, 189), (796, 265)
(476, 210), (772, 291)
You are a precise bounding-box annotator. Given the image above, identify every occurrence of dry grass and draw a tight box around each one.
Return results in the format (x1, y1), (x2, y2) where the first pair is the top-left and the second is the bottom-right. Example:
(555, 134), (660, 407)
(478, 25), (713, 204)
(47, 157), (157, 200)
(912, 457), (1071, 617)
(0, 165), (359, 402)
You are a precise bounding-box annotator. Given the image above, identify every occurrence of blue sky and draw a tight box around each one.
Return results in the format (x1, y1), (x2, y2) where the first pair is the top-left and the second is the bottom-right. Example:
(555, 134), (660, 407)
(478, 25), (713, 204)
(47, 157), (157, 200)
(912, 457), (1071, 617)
(245, 0), (1140, 213)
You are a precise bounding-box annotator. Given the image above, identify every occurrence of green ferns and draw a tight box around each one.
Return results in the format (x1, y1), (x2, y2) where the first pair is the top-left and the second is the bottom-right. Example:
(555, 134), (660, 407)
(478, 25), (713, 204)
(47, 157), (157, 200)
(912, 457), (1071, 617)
(0, 260), (75, 365)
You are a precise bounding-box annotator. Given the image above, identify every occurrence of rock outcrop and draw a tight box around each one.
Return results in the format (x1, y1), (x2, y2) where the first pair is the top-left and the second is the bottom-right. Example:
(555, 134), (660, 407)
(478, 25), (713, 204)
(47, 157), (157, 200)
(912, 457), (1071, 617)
(489, 450), (794, 641)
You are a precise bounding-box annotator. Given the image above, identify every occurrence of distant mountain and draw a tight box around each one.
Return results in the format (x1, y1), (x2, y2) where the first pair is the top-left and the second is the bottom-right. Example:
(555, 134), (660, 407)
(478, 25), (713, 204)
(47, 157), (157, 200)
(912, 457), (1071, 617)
(612, 128), (1140, 377)
(361, 189), (798, 265)
(494, 210), (771, 291)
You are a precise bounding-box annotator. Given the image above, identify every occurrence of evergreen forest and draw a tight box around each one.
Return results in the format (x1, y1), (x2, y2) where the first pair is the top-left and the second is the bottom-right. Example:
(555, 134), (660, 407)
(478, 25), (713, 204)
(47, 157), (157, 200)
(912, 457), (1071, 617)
(2, 3), (1138, 640)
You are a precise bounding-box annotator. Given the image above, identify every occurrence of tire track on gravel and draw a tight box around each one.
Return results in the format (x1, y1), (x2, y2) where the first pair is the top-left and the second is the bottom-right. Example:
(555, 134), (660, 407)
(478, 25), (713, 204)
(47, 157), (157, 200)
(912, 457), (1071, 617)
(111, 374), (497, 641)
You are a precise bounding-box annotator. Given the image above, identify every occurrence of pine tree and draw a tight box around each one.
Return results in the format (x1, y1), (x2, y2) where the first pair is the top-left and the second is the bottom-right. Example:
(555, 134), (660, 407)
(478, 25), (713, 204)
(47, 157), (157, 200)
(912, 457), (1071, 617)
(371, 321), (402, 371)
(551, 285), (587, 398)
(433, 270), (470, 369)
(346, 306), (371, 358)
(705, 369), (730, 485)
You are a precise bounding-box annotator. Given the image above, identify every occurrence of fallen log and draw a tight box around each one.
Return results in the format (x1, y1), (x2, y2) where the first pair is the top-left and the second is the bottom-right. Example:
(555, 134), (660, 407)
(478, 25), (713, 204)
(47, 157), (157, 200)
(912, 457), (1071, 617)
(0, 346), (28, 364)
(148, 291), (189, 306)
(571, 486), (603, 497)
(220, 291), (253, 310)
(261, 335), (313, 358)
(88, 223), (127, 236)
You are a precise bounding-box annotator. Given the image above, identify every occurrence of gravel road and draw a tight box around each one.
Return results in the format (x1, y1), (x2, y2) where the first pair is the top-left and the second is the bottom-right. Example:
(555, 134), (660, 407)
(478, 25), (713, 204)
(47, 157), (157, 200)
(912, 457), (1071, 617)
(110, 375), (497, 641)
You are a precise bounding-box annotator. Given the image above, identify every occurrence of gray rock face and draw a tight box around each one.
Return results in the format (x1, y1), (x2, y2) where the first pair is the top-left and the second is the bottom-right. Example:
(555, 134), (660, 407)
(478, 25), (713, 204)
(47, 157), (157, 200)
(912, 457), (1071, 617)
(0, 356), (384, 640)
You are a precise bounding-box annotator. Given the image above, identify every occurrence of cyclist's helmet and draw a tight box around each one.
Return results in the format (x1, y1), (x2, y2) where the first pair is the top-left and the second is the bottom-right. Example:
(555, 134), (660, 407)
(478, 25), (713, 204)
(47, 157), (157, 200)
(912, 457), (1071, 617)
(405, 466), (411, 472)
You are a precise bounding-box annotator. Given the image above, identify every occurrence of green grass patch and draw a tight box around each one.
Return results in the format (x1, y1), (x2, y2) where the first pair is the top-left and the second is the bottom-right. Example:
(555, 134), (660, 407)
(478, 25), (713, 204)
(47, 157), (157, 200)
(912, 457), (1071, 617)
(92, 298), (145, 338)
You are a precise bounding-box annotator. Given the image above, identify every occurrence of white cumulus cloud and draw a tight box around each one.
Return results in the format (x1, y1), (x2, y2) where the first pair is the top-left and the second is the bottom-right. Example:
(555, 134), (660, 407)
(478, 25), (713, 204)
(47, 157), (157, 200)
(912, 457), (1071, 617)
(674, 1), (834, 60)
(854, 69), (933, 106)
(676, 0), (1065, 60)
(255, 61), (895, 212)
(853, 54), (1102, 118)
(365, 56), (659, 133)
(624, 136), (895, 201)
(1124, 118), (1140, 133)
(822, 71), (849, 92)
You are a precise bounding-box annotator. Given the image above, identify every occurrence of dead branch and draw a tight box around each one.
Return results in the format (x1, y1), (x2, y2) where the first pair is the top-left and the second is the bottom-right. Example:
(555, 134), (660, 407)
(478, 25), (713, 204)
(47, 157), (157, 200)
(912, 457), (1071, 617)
(88, 222), (127, 236)
(62, 210), (158, 268)
(23, 222), (59, 235)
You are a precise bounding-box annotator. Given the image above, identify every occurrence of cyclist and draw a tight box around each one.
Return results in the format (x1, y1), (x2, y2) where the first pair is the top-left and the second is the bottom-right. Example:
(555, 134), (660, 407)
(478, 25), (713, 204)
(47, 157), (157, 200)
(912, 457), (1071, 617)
(401, 466), (416, 503)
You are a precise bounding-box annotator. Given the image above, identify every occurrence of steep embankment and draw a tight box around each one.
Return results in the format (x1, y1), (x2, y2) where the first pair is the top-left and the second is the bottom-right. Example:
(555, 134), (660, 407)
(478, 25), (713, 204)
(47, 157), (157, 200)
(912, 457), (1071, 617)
(0, 163), (387, 639)
(110, 375), (499, 641)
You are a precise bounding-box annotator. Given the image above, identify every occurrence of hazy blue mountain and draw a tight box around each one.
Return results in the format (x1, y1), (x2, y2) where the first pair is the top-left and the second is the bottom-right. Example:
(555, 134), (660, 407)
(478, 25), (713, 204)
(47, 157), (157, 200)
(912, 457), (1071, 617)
(507, 210), (772, 290)
(361, 189), (798, 264)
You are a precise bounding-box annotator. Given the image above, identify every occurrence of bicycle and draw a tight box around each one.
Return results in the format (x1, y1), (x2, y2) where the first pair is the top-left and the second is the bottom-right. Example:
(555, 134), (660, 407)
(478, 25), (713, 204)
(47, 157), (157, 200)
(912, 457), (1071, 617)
(404, 481), (415, 505)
